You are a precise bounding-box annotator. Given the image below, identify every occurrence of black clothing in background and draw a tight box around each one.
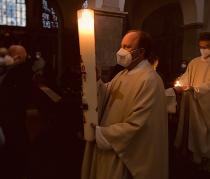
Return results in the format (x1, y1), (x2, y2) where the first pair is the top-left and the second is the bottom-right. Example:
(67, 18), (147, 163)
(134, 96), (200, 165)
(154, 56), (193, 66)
(0, 60), (33, 179)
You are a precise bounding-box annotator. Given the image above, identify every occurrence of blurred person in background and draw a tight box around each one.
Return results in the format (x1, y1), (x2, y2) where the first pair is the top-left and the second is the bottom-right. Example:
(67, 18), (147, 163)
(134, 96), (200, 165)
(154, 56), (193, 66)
(0, 45), (33, 179)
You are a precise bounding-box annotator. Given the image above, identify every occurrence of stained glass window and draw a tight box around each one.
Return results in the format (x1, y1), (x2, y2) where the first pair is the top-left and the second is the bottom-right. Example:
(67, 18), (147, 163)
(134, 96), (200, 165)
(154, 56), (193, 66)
(0, 0), (26, 27)
(42, 0), (58, 29)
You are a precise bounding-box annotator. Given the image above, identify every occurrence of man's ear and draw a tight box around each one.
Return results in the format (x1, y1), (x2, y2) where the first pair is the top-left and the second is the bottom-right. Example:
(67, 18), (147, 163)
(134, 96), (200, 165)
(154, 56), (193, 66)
(139, 48), (145, 55)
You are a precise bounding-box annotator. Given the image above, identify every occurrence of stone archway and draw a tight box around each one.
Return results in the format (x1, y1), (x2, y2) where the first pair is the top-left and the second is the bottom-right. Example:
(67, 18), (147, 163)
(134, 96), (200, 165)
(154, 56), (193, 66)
(178, 0), (205, 60)
(142, 2), (184, 86)
(88, 0), (126, 11)
(179, 0), (204, 25)
(123, 0), (204, 25)
(124, 0), (207, 82)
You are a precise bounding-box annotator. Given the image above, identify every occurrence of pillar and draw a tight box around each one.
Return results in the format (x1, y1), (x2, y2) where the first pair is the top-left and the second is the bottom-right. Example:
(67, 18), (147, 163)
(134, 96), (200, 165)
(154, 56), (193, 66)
(88, 0), (127, 81)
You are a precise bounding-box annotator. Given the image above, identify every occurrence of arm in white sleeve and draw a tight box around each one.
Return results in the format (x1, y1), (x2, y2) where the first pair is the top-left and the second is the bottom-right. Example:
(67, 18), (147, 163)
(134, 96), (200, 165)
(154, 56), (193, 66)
(96, 126), (112, 150)
(193, 82), (210, 97)
(165, 88), (177, 113)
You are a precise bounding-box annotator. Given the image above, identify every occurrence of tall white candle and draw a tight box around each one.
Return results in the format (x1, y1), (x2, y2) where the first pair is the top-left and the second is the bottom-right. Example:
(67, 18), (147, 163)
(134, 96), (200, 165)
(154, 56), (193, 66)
(77, 9), (98, 141)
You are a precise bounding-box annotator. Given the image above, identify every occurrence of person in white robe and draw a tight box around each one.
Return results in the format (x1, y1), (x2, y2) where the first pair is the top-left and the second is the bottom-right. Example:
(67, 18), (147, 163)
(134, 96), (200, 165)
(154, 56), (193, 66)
(149, 55), (177, 114)
(32, 51), (45, 75)
(169, 32), (210, 167)
(81, 30), (168, 179)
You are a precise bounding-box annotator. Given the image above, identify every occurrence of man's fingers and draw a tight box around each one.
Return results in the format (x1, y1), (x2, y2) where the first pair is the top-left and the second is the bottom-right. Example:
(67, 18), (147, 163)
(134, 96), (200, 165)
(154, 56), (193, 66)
(91, 123), (96, 129)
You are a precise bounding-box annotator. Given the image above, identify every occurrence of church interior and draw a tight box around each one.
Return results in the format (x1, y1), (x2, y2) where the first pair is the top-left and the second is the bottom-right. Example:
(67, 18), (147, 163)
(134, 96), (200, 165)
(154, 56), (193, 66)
(0, 0), (210, 179)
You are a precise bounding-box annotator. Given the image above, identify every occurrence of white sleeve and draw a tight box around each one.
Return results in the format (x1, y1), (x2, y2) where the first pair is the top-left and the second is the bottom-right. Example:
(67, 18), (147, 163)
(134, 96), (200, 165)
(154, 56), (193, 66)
(165, 88), (176, 96)
(193, 82), (210, 97)
(165, 88), (177, 114)
(96, 126), (112, 150)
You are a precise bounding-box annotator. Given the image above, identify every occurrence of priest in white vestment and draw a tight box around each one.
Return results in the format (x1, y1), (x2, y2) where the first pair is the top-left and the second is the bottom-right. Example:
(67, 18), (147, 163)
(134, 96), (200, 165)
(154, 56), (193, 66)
(81, 30), (168, 179)
(171, 32), (210, 165)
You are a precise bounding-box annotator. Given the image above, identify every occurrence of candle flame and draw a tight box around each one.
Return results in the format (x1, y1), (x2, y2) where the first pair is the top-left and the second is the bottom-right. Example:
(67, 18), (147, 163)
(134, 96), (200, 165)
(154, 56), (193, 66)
(174, 80), (181, 87)
(77, 9), (94, 34)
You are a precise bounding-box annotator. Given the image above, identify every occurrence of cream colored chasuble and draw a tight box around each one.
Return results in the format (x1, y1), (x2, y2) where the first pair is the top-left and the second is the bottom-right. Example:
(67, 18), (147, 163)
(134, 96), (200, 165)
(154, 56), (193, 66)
(82, 60), (168, 179)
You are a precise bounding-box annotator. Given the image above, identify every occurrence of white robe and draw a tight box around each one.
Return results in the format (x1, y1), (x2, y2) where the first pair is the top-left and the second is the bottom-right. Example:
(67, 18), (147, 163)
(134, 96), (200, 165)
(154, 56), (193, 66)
(175, 56), (210, 162)
(82, 60), (168, 179)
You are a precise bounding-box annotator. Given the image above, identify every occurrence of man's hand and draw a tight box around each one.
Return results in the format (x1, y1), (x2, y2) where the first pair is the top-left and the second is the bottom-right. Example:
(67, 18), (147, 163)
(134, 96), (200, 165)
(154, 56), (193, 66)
(90, 123), (96, 129)
(173, 85), (193, 93)
(173, 86), (185, 93)
(95, 126), (112, 150)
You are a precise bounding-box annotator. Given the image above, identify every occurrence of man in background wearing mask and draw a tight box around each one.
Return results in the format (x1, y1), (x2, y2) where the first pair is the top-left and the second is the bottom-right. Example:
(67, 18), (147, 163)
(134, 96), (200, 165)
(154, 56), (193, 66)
(0, 47), (16, 83)
(0, 45), (33, 179)
(82, 30), (168, 179)
(0, 47), (15, 66)
(173, 32), (210, 170)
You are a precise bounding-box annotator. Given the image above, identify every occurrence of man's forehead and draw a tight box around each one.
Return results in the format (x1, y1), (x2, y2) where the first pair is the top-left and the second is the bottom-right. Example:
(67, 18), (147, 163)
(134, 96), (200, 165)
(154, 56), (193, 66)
(123, 32), (140, 40)
(121, 32), (140, 45)
(9, 45), (27, 60)
(9, 45), (25, 53)
(199, 40), (210, 46)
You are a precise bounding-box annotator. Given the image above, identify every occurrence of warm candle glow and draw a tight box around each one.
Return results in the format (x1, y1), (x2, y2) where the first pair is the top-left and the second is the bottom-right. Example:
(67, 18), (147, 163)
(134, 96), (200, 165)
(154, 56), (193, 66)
(174, 80), (181, 87)
(78, 9), (94, 34)
(77, 8), (95, 57)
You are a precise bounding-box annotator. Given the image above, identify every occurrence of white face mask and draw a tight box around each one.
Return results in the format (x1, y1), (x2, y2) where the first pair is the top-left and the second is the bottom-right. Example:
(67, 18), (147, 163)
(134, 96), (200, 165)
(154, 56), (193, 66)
(36, 55), (40, 59)
(200, 49), (210, 59)
(116, 48), (133, 67)
(3, 55), (15, 66)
